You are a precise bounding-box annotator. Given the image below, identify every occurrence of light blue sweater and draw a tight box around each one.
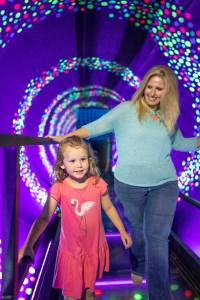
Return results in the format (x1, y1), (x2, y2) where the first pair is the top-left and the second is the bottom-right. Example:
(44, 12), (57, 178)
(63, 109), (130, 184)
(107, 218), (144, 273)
(83, 101), (198, 186)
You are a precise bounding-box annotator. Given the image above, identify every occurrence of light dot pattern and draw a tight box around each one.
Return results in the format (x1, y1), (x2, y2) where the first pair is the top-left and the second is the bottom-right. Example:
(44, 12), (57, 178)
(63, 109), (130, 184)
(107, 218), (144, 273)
(0, 1), (160, 48)
(17, 241), (51, 299)
(17, 264), (36, 299)
(178, 153), (200, 193)
(0, 1), (198, 195)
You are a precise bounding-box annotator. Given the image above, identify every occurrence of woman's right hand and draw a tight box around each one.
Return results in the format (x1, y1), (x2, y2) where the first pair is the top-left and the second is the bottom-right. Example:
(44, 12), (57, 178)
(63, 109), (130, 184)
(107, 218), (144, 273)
(18, 245), (34, 263)
(45, 128), (89, 142)
(45, 135), (64, 143)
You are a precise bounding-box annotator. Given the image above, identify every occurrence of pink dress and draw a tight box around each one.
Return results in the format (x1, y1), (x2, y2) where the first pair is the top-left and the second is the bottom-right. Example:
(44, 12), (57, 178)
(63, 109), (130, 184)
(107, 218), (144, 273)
(49, 176), (109, 299)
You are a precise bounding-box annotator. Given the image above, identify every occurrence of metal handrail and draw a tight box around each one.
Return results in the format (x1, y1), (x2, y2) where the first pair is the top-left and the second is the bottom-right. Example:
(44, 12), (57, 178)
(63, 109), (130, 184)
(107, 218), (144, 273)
(0, 133), (57, 147)
(0, 133), (56, 299)
(179, 192), (200, 208)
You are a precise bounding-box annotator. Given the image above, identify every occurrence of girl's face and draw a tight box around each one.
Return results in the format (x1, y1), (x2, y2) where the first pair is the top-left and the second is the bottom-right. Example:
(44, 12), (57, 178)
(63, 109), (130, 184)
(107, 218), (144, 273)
(61, 145), (89, 181)
(144, 76), (166, 109)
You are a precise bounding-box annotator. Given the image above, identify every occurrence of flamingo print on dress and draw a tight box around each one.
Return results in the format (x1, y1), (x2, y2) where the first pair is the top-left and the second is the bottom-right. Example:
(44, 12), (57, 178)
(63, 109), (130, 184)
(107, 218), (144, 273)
(70, 198), (96, 216)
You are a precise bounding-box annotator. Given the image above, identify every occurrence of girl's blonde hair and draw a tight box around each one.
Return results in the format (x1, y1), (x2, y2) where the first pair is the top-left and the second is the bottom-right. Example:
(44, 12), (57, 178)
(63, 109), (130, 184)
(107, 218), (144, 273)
(52, 136), (100, 183)
(131, 65), (180, 132)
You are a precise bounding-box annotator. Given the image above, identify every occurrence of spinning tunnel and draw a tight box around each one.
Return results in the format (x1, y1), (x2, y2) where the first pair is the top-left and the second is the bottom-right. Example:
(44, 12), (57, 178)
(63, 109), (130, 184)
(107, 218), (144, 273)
(0, 1), (200, 299)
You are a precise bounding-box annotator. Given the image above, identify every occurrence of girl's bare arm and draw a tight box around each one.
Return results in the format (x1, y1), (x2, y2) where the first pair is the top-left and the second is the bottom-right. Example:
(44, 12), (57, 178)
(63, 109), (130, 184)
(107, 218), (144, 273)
(101, 191), (132, 248)
(18, 196), (58, 261)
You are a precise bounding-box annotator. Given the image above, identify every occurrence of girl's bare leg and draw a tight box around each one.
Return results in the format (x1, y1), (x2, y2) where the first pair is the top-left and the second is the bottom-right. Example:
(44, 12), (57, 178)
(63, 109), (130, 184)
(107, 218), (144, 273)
(85, 289), (95, 300)
(64, 297), (77, 300)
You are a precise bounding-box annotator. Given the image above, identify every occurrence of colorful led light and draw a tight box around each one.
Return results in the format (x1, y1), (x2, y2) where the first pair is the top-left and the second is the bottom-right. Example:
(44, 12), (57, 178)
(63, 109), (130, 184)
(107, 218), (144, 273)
(170, 283), (179, 291)
(17, 242), (51, 300)
(184, 289), (193, 297)
(1, 1), (198, 196)
(95, 278), (146, 286)
(133, 293), (143, 300)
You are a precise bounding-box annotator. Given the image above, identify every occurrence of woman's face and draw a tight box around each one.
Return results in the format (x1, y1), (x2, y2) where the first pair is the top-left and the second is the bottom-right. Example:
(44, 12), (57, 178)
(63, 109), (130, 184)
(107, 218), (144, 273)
(143, 76), (166, 109)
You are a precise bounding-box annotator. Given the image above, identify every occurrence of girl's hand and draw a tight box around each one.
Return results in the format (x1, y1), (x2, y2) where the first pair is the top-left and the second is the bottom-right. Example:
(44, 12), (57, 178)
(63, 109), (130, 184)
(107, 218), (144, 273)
(18, 245), (34, 263)
(45, 135), (64, 143)
(120, 231), (133, 249)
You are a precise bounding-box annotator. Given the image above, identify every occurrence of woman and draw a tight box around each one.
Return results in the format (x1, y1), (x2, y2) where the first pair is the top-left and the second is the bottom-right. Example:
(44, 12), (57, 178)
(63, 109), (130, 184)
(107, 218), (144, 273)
(47, 65), (200, 300)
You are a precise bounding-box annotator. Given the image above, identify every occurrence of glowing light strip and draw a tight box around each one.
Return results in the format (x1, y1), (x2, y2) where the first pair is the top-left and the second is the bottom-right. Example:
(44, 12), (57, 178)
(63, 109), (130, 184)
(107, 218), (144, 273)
(106, 233), (120, 238)
(95, 279), (146, 286)
(30, 241), (52, 300)
(0, 239), (2, 298)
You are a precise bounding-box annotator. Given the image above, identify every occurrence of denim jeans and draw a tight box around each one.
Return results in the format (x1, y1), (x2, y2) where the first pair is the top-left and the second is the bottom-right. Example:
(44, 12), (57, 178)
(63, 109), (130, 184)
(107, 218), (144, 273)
(114, 178), (179, 300)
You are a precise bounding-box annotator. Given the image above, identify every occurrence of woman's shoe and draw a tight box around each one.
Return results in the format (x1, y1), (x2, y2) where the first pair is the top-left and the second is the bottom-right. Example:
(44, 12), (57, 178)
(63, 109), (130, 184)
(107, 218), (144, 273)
(131, 273), (143, 285)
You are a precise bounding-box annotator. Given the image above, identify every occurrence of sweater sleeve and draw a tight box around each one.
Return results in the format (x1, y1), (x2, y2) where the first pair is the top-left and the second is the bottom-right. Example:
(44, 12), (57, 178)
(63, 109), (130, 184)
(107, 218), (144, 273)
(172, 127), (198, 152)
(83, 101), (128, 138)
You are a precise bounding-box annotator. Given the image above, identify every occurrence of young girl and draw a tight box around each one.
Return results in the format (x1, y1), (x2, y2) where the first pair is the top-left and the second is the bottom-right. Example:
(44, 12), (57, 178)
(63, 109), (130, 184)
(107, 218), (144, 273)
(19, 136), (132, 300)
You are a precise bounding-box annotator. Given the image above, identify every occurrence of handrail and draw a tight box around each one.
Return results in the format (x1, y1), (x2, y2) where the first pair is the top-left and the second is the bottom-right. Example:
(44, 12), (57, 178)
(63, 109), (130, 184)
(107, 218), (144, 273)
(0, 134), (57, 147)
(0, 133), (57, 299)
(179, 192), (200, 208)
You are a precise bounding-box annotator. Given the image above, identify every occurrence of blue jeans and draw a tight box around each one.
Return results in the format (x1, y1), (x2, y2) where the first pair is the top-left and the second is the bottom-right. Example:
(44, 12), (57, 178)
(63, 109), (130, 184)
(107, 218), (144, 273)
(114, 178), (179, 300)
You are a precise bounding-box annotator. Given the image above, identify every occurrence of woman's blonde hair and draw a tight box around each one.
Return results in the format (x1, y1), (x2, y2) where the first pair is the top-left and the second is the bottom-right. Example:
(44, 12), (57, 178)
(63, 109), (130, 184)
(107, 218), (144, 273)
(52, 136), (100, 183)
(131, 65), (179, 132)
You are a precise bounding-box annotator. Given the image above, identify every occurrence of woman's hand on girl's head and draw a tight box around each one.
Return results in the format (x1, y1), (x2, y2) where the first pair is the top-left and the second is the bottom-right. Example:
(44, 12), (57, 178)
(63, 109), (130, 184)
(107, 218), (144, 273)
(120, 231), (133, 249)
(45, 135), (64, 143)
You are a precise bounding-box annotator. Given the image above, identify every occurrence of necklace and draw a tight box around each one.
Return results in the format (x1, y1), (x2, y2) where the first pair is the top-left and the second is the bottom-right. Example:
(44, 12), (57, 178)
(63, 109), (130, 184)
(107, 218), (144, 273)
(151, 110), (160, 121)
(141, 99), (160, 121)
